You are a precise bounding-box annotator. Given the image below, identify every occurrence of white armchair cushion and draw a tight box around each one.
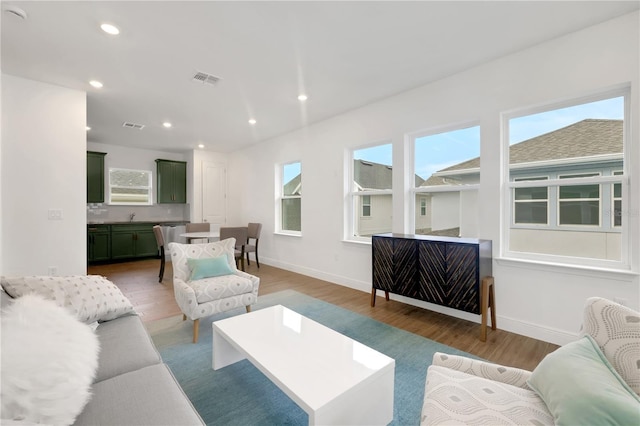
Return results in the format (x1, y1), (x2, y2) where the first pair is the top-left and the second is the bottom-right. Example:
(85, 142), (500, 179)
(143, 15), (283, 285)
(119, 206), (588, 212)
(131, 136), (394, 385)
(422, 365), (553, 426)
(189, 274), (255, 304)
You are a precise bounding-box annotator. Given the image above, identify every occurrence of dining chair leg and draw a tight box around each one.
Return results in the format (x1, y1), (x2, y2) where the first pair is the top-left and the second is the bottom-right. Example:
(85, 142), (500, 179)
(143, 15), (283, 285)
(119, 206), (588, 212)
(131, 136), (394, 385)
(255, 248), (260, 268)
(158, 246), (165, 283)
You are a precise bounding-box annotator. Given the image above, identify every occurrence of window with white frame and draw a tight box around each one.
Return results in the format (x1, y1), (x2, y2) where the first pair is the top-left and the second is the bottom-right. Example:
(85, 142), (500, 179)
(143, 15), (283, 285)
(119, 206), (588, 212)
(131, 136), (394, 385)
(419, 197), (427, 216)
(514, 177), (548, 225)
(347, 143), (392, 240)
(279, 162), (301, 233)
(613, 171), (623, 228)
(413, 125), (480, 237)
(505, 91), (627, 267)
(361, 195), (371, 217)
(109, 168), (152, 205)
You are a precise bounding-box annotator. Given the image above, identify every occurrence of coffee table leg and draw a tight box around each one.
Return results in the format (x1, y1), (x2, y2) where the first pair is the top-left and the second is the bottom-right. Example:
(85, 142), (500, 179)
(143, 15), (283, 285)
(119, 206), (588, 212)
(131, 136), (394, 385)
(212, 325), (246, 370)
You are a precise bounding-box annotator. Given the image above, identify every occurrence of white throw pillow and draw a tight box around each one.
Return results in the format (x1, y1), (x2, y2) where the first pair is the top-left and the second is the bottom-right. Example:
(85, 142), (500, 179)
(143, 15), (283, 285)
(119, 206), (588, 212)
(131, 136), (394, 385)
(1, 294), (100, 425)
(0, 275), (135, 323)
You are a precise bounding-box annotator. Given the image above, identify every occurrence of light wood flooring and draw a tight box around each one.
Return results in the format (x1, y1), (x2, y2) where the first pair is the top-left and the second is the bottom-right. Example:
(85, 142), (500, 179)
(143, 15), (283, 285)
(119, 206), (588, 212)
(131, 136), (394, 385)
(88, 258), (558, 371)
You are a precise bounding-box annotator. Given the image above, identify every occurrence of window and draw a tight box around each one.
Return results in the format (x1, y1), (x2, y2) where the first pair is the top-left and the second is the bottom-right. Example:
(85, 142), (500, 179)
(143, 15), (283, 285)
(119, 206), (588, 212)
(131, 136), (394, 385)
(347, 143), (392, 240)
(413, 125), (480, 238)
(505, 91), (627, 266)
(279, 162), (301, 233)
(419, 198), (427, 216)
(613, 171), (623, 227)
(558, 173), (600, 226)
(361, 195), (371, 217)
(108, 168), (152, 205)
(514, 177), (548, 225)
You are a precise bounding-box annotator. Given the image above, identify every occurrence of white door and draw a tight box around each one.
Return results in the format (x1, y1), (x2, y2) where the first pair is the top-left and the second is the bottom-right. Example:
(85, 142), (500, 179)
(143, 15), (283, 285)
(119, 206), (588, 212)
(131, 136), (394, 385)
(202, 161), (226, 228)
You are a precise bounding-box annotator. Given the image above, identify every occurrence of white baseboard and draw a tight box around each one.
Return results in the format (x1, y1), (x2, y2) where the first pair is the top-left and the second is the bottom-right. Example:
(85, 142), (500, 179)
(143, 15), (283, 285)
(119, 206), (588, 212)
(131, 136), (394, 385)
(260, 256), (577, 346)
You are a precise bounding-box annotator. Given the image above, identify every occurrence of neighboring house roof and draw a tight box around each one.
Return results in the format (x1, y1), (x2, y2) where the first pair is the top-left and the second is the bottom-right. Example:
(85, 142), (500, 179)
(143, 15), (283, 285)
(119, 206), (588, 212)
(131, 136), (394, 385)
(283, 160), (425, 191)
(420, 119), (622, 186)
(354, 159), (424, 189)
(284, 174), (301, 195)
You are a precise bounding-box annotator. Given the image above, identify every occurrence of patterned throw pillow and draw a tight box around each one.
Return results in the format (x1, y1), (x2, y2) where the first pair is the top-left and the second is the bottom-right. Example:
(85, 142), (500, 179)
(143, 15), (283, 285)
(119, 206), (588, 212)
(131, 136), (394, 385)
(581, 297), (640, 396)
(0, 275), (135, 323)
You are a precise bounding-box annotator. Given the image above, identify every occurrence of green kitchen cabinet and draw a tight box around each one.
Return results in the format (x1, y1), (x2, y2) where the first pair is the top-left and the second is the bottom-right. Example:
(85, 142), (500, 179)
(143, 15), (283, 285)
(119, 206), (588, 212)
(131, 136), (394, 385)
(156, 159), (187, 203)
(87, 224), (111, 262)
(111, 224), (158, 260)
(87, 151), (107, 203)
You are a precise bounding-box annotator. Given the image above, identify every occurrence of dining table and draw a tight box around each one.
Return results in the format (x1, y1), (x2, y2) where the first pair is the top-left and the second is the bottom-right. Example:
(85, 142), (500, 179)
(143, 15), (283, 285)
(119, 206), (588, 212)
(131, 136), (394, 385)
(179, 231), (221, 244)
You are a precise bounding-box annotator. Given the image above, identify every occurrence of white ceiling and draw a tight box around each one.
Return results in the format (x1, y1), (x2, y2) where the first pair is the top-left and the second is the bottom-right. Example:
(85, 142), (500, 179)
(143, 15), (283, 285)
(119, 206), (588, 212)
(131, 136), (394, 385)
(2, 1), (638, 153)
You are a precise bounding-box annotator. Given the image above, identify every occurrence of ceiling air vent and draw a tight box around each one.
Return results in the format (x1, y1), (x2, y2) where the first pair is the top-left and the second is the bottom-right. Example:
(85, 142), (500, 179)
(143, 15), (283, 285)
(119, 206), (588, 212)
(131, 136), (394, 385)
(122, 122), (145, 130)
(192, 71), (221, 86)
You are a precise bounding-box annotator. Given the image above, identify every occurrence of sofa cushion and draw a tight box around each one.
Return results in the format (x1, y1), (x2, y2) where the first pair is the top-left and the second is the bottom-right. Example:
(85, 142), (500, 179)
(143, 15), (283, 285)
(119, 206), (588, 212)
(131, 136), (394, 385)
(421, 365), (553, 426)
(93, 315), (162, 383)
(73, 364), (204, 426)
(1, 294), (99, 425)
(528, 335), (640, 426)
(582, 297), (640, 396)
(0, 275), (135, 324)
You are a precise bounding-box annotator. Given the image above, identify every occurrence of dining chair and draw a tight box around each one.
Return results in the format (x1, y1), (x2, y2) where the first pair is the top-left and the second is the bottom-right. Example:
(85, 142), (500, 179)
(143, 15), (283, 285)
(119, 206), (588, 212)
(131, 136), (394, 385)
(185, 222), (210, 243)
(245, 223), (262, 268)
(152, 225), (165, 283)
(219, 227), (248, 271)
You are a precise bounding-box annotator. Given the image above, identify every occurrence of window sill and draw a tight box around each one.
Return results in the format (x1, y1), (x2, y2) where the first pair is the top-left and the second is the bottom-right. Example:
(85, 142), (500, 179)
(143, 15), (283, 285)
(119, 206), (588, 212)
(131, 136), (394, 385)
(341, 238), (371, 246)
(273, 231), (302, 238)
(495, 257), (638, 281)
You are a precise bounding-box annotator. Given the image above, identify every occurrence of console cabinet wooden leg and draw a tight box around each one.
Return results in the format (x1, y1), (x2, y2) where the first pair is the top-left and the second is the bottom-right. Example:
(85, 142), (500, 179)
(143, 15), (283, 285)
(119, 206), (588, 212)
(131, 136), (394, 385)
(480, 276), (496, 342)
(371, 288), (391, 307)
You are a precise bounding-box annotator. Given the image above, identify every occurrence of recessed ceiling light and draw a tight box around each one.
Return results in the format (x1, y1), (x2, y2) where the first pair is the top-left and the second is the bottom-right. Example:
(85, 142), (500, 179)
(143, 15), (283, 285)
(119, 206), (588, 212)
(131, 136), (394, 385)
(100, 23), (120, 35)
(298, 94), (308, 101)
(89, 80), (103, 89)
(86, 126), (91, 131)
(162, 122), (172, 128)
(248, 119), (257, 125)
(198, 144), (205, 149)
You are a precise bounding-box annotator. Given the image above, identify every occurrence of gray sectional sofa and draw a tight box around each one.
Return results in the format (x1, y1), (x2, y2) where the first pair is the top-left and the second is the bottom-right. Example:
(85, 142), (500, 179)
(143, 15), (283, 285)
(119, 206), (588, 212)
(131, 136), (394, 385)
(1, 281), (204, 426)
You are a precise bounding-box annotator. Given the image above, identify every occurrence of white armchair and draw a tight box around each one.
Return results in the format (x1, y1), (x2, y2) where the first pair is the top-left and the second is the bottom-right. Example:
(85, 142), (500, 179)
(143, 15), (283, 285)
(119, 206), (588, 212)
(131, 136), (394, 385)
(168, 239), (259, 343)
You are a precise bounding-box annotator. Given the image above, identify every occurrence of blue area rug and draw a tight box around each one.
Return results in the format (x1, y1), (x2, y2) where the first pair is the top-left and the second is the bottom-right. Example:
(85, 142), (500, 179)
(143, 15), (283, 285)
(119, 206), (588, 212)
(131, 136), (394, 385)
(149, 290), (475, 425)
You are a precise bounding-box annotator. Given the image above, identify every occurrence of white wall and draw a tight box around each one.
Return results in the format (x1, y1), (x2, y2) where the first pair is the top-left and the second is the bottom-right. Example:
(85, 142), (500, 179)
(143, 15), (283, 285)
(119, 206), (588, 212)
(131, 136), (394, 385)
(1, 75), (87, 275)
(227, 12), (640, 345)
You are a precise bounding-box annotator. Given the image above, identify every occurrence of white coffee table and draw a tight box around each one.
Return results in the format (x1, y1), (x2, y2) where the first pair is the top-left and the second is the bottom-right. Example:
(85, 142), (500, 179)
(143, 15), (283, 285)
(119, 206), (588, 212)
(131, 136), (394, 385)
(212, 305), (395, 425)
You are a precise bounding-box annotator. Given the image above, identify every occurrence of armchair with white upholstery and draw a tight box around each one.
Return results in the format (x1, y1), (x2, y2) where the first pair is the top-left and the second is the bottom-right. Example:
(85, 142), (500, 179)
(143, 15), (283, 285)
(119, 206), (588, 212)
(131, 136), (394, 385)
(421, 297), (640, 425)
(168, 239), (260, 343)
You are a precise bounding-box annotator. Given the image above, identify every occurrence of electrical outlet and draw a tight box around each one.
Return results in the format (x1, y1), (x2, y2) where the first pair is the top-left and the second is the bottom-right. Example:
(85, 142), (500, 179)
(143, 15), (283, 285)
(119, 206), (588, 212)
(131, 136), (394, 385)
(47, 209), (63, 220)
(48, 266), (58, 276)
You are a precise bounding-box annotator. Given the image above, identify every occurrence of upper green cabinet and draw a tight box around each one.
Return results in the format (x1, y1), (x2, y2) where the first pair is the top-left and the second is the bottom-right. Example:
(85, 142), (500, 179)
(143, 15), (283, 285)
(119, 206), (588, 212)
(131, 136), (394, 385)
(156, 159), (187, 203)
(87, 151), (107, 203)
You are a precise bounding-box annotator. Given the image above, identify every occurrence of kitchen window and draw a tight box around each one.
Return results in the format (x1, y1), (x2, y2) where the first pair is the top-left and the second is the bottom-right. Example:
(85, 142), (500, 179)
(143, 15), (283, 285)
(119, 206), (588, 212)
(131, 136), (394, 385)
(108, 168), (152, 205)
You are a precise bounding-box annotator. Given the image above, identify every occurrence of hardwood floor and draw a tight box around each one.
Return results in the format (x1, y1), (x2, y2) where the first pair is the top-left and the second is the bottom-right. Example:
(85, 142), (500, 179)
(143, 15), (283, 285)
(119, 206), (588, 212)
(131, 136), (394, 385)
(88, 258), (558, 371)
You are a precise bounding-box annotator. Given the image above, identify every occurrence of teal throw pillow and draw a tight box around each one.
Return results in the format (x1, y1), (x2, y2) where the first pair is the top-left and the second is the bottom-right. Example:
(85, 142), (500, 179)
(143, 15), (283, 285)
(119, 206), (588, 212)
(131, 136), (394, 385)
(187, 256), (234, 281)
(527, 335), (640, 426)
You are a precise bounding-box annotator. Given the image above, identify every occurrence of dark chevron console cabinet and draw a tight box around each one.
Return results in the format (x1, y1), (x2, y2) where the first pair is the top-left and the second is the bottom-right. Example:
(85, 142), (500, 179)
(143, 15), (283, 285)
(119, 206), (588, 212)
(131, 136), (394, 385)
(371, 233), (495, 340)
